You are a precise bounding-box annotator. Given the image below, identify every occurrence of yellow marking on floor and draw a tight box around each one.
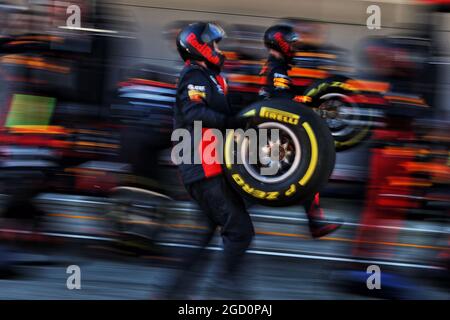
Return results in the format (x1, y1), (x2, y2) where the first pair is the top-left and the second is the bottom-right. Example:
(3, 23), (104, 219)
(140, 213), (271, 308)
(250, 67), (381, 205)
(47, 213), (446, 251)
(48, 213), (105, 221)
(256, 230), (309, 239)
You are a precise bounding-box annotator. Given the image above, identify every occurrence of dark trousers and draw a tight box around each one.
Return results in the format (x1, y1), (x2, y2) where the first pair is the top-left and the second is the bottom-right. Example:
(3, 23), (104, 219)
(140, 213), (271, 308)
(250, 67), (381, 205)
(167, 175), (254, 296)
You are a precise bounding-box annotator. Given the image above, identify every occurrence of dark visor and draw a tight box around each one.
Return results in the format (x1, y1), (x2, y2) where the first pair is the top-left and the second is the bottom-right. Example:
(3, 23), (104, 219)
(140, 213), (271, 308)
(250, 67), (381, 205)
(285, 31), (300, 43)
(201, 23), (226, 43)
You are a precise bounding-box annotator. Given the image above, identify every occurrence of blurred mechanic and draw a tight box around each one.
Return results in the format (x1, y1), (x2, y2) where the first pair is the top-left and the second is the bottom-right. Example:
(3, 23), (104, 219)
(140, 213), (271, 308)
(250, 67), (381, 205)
(167, 22), (254, 298)
(260, 25), (342, 238)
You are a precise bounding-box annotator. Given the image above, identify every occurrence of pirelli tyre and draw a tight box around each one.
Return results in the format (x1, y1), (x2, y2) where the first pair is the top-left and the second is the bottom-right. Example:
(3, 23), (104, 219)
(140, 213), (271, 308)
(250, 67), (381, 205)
(223, 98), (335, 207)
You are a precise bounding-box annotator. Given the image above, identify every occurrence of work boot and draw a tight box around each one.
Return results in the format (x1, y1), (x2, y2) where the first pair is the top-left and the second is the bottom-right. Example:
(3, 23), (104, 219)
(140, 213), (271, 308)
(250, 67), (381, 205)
(309, 218), (343, 239)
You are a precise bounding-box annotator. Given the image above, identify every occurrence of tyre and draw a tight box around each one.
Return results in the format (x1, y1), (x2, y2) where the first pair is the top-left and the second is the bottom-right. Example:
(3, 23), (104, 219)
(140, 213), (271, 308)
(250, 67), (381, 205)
(106, 186), (171, 255)
(223, 98), (336, 207)
(317, 91), (372, 151)
(305, 77), (373, 151)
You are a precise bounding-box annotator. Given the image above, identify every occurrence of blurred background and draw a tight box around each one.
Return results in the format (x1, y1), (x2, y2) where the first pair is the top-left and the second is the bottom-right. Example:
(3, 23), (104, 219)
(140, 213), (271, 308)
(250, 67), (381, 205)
(0, 0), (448, 299)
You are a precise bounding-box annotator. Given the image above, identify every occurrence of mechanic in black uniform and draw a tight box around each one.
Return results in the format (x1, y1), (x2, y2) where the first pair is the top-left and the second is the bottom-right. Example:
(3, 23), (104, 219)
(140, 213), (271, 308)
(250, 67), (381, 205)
(260, 25), (342, 238)
(166, 22), (254, 298)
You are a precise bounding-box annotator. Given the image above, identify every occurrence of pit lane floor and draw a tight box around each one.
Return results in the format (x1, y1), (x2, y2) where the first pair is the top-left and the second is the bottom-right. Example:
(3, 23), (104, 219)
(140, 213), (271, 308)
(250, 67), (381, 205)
(0, 193), (448, 299)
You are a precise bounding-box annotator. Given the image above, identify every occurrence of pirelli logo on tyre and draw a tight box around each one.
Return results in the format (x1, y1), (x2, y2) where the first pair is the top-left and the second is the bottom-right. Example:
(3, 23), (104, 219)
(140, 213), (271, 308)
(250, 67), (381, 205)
(259, 107), (300, 125)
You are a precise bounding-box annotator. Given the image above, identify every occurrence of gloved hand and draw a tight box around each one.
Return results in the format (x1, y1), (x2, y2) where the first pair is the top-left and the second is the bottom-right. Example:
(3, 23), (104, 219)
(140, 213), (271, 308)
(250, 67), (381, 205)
(293, 95), (312, 103)
(225, 116), (248, 129)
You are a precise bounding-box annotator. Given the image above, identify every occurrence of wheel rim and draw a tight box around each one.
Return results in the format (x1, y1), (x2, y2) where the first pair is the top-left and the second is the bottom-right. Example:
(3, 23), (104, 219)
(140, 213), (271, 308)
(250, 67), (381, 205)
(240, 122), (302, 184)
(318, 93), (362, 137)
